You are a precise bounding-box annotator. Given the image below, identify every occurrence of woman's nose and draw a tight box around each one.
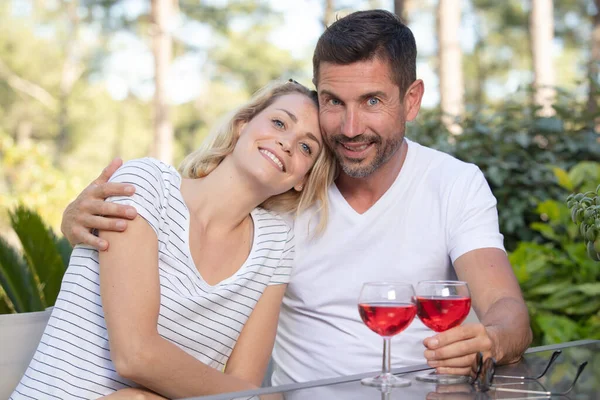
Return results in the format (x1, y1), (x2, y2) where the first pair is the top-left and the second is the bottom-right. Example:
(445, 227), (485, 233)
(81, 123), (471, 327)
(277, 139), (292, 154)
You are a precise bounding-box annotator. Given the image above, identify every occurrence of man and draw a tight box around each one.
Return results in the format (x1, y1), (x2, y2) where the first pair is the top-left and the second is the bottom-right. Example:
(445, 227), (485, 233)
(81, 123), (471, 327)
(61, 9), (532, 386)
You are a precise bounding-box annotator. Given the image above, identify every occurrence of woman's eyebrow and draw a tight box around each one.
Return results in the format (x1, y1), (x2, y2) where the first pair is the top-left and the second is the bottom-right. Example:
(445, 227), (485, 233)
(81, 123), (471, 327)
(305, 132), (321, 148)
(277, 108), (297, 123)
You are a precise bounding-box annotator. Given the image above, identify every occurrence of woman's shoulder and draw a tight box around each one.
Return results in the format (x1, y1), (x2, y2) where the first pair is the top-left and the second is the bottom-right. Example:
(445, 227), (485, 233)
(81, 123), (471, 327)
(113, 157), (181, 188)
(253, 208), (294, 233)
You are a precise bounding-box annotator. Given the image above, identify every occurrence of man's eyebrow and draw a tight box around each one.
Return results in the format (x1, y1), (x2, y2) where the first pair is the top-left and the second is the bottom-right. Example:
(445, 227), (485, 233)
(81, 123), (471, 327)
(359, 90), (387, 100)
(277, 108), (297, 123)
(319, 89), (388, 101)
(318, 89), (337, 98)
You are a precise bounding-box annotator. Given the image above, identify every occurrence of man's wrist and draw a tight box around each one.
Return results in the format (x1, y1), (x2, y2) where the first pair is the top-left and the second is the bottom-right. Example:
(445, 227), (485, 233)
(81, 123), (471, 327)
(484, 324), (503, 362)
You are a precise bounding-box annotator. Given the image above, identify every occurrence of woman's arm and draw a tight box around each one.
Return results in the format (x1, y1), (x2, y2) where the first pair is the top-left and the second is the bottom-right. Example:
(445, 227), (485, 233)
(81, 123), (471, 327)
(100, 216), (257, 398)
(224, 284), (287, 385)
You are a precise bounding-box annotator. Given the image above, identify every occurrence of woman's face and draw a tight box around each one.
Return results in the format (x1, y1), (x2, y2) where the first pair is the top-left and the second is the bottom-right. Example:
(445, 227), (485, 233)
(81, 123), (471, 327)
(232, 92), (323, 196)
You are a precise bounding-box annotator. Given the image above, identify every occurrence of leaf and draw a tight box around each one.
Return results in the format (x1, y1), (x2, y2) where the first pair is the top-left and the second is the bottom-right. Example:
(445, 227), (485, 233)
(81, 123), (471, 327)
(528, 282), (570, 296)
(535, 312), (580, 344)
(530, 222), (558, 241)
(574, 283), (600, 296)
(0, 234), (44, 312)
(534, 117), (564, 133)
(9, 206), (66, 307)
(564, 298), (600, 315)
(551, 167), (573, 191)
(539, 292), (587, 310)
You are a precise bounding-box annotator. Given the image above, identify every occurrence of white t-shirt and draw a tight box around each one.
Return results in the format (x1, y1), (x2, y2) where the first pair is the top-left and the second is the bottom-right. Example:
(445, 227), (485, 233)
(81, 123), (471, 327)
(11, 158), (294, 400)
(272, 139), (505, 385)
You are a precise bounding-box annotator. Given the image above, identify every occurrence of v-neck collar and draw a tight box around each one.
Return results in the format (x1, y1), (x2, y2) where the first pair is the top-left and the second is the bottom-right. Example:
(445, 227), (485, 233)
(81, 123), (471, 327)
(330, 139), (417, 220)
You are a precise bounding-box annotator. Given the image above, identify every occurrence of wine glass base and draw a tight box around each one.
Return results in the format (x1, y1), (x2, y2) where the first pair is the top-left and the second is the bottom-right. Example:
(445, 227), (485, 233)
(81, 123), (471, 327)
(361, 373), (411, 388)
(415, 371), (470, 384)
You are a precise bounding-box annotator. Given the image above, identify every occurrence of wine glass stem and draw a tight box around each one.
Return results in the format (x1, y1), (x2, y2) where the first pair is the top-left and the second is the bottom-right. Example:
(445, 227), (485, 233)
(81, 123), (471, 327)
(382, 337), (392, 375)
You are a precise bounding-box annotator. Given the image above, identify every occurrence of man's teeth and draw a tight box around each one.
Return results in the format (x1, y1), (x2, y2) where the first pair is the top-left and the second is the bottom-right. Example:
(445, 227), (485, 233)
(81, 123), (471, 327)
(342, 143), (370, 151)
(260, 149), (284, 171)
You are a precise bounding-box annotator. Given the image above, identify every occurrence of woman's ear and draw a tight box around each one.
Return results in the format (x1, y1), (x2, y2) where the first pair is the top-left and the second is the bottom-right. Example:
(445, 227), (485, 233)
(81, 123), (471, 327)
(236, 121), (248, 138)
(294, 178), (306, 192)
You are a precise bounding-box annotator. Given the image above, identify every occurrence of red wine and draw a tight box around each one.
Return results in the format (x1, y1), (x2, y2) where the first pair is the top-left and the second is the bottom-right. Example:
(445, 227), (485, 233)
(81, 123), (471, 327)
(358, 302), (417, 337)
(416, 296), (471, 332)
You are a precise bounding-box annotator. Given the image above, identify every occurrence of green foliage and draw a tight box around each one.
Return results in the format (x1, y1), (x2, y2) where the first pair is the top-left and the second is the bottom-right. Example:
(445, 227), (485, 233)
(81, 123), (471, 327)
(0, 206), (71, 313)
(408, 90), (600, 251)
(566, 182), (600, 261)
(508, 163), (600, 345)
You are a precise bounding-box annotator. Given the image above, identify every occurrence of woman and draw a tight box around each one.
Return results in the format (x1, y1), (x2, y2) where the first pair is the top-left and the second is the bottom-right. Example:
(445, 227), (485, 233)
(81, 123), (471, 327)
(11, 80), (335, 400)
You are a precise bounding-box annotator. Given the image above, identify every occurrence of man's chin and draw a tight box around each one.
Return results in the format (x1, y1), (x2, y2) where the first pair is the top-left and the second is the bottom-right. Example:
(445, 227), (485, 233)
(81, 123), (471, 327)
(339, 160), (377, 179)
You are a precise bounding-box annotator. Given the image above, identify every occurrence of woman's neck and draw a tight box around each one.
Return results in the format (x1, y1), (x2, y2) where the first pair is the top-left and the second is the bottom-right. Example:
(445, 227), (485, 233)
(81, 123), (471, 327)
(180, 159), (267, 234)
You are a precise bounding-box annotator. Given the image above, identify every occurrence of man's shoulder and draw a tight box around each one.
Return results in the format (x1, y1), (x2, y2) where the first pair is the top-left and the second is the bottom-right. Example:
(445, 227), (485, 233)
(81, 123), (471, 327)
(407, 139), (481, 178)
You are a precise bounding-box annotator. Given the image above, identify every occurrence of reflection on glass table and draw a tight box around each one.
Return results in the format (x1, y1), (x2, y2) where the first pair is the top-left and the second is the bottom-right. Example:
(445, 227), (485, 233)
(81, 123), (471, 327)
(185, 340), (599, 400)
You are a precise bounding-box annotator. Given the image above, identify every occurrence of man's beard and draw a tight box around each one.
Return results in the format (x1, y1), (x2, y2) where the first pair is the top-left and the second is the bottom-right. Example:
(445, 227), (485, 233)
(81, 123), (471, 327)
(328, 132), (404, 178)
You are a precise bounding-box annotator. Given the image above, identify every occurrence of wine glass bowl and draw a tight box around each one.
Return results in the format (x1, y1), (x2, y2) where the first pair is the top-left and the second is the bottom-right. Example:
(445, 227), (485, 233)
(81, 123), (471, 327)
(358, 282), (417, 388)
(415, 280), (472, 384)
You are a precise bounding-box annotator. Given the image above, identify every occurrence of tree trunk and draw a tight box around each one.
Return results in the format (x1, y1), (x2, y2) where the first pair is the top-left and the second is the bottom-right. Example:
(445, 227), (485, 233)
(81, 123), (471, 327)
(530, 0), (555, 117)
(55, 0), (83, 167)
(588, 0), (600, 123)
(394, 0), (412, 23)
(151, 0), (174, 164)
(323, 0), (335, 28)
(437, 0), (464, 134)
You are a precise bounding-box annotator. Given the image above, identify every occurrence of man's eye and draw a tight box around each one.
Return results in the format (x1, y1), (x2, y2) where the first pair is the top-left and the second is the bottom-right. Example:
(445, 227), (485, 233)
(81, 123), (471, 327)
(367, 97), (380, 106)
(329, 98), (341, 106)
(272, 119), (285, 129)
(300, 143), (312, 155)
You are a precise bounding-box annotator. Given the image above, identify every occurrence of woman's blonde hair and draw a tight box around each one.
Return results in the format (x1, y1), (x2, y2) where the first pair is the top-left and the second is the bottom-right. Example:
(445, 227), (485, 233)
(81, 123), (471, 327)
(179, 80), (337, 232)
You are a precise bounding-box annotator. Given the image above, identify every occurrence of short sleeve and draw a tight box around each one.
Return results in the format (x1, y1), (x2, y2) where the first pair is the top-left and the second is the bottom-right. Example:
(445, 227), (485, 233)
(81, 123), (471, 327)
(269, 223), (295, 286)
(447, 166), (505, 263)
(107, 158), (168, 237)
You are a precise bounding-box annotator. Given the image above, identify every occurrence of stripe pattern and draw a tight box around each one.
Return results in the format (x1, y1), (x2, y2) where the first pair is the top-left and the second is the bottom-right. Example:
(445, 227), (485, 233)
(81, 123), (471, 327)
(11, 158), (294, 399)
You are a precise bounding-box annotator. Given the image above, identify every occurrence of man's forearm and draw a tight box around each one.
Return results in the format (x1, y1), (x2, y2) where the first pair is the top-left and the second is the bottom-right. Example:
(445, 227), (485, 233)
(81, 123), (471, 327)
(481, 296), (532, 364)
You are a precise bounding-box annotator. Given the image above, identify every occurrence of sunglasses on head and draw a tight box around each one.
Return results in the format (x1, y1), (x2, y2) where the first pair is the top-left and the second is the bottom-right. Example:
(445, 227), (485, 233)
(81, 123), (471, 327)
(471, 350), (587, 397)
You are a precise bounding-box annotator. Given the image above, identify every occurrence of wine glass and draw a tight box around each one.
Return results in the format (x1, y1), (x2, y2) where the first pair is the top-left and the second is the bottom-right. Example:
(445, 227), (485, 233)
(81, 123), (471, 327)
(358, 282), (417, 388)
(415, 280), (472, 384)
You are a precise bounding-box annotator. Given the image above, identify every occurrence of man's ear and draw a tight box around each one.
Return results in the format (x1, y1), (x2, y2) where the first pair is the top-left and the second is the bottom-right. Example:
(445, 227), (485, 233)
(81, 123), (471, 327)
(403, 79), (424, 122)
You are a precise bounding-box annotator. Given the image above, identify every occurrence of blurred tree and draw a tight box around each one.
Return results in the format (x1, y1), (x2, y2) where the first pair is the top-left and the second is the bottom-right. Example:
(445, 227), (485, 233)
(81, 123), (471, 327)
(530, 0), (556, 116)
(324, 0), (335, 28)
(394, 0), (409, 22)
(150, 0), (175, 164)
(437, 0), (464, 134)
(589, 0), (599, 120)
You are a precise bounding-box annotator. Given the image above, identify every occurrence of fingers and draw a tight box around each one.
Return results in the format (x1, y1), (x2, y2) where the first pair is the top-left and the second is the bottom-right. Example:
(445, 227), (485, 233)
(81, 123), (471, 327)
(70, 225), (108, 251)
(423, 323), (494, 376)
(425, 336), (489, 360)
(95, 158), (123, 185)
(89, 182), (136, 201)
(424, 323), (481, 349)
(435, 366), (472, 377)
(80, 198), (137, 220)
(427, 353), (475, 369)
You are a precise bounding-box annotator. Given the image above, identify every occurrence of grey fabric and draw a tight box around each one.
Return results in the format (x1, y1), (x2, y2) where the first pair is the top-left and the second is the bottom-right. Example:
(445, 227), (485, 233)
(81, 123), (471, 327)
(0, 308), (52, 399)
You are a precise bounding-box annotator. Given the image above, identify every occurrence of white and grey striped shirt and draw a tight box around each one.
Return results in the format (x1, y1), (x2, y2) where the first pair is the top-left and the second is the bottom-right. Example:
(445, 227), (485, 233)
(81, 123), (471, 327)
(11, 158), (294, 400)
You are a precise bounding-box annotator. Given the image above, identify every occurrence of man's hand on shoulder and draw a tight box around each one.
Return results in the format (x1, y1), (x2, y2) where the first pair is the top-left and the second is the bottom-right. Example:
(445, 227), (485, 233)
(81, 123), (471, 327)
(61, 157), (138, 250)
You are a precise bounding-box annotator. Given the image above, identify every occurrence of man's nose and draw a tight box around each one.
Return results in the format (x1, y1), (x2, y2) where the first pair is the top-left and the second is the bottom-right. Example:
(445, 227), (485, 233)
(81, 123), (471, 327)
(340, 108), (362, 138)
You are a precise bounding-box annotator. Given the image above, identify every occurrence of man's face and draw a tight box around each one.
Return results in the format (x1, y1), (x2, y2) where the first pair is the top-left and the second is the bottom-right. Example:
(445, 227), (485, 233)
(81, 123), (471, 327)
(316, 59), (412, 179)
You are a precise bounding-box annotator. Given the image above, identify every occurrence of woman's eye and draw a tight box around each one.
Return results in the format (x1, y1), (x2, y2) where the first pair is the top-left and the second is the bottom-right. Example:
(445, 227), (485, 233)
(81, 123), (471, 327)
(272, 119), (285, 129)
(367, 97), (380, 106)
(300, 143), (312, 155)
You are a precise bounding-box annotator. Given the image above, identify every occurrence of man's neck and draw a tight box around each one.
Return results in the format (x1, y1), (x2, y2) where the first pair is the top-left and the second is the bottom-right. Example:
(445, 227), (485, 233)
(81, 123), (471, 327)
(335, 140), (408, 214)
